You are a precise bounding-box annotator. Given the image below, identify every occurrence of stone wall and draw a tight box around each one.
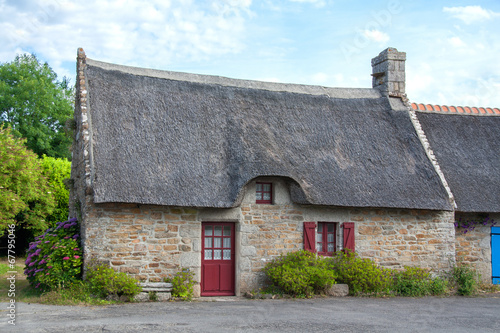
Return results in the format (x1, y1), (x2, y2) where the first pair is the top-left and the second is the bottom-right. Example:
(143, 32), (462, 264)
(454, 213), (499, 283)
(355, 209), (455, 272)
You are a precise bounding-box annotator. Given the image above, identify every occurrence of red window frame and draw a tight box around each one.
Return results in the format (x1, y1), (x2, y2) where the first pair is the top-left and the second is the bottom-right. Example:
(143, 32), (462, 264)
(256, 182), (272, 204)
(316, 222), (337, 256)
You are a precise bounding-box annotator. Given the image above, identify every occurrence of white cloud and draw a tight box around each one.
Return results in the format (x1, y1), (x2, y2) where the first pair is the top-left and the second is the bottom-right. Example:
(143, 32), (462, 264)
(448, 36), (466, 48)
(443, 6), (500, 25)
(362, 29), (390, 43)
(288, 0), (326, 7)
(311, 72), (328, 84)
(0, 0), (253, 78)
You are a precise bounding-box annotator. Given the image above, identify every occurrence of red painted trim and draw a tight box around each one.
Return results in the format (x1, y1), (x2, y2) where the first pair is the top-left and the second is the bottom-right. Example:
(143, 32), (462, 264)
(256, 182), (273, 204)
(317, 222), (337, 256)
(343, 222), (355, 252)
(201, 222), (235, 296)
(303, 222), (316, 253)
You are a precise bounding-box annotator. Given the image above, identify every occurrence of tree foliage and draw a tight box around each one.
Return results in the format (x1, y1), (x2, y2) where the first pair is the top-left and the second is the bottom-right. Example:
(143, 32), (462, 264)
(0, 53), (73, 159)
(0, 125), (55, 236)
(41, 155), (71, 225)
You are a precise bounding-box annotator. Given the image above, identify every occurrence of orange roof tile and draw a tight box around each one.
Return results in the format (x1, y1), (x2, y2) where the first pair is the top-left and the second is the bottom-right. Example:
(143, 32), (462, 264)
(411, 103), (500, 115)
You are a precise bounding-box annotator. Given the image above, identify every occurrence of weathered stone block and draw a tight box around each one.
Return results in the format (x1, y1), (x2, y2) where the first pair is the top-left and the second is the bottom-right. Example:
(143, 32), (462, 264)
(326, 284), (349, 297)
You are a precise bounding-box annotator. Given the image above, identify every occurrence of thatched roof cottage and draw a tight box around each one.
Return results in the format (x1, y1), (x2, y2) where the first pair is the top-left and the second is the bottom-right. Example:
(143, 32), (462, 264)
(71, 47), (488, 296)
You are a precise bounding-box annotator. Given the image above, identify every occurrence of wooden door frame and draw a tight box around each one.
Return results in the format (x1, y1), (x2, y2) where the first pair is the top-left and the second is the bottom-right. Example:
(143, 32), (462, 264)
(201, 222), (236, 296)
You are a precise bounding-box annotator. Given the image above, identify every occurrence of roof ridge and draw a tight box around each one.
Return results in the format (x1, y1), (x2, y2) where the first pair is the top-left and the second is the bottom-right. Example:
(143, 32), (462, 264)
(85, 57), (382, 99)
(411, 102), (500, 115)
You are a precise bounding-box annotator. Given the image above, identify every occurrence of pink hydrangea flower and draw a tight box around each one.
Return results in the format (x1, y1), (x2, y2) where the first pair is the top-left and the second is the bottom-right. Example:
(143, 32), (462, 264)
(74, 255), (80, 259)
(63, 257), (70, 260)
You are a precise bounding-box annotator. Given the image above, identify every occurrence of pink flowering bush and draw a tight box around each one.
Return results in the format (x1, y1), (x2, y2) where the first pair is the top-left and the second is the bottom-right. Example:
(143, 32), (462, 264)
(24, 218), (82, 290)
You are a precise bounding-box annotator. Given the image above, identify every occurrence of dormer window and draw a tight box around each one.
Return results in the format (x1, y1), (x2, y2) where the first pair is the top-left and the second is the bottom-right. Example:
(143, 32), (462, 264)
(256, 182), (272, 204)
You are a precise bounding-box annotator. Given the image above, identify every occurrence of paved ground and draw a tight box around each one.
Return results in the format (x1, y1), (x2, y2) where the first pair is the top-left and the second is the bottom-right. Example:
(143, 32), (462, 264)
(1, 296), (499, 332)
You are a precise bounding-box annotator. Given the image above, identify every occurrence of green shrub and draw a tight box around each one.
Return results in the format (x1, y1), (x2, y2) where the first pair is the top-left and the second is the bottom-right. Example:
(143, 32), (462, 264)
(328, 251), (392, 295)
(263, 250), (337, 297)
(452, 264), (478, 296)
(164, 269), (196, 301)
(392, 266), (447, 297)
(24, 218), (82, 290)
(85, 263), (142, 300)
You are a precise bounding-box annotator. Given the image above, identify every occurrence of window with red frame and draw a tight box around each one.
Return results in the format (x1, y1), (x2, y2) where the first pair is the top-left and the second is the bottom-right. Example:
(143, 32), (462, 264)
(256, 182), (272, 204)
(316, 222), (336, 255)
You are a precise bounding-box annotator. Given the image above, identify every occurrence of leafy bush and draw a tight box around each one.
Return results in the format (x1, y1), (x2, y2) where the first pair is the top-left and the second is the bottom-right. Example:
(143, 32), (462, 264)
(327, 251), (392, 295)
(24, 218), (82, 290)
(40, 156), (71, 225)
(263, 250), (337, 297)
(392, 266), (447, 297)
(0, 125), (56, 236)
(452, 264), (479, 296)
(85, 263), (142, 300)
(165, 269), (196, 301)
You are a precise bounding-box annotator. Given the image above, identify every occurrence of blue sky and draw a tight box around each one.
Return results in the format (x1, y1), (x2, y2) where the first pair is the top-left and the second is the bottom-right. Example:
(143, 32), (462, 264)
(1, 0), (500, 107)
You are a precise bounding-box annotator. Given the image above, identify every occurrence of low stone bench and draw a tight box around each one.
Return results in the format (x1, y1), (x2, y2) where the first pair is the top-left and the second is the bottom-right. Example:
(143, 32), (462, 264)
(326, 284), (349, 297)
(135, 282), (173, 302)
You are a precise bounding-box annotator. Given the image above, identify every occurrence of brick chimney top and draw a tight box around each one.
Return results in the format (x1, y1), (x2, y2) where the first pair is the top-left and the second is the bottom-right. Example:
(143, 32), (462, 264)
(371, 47), (406, 98)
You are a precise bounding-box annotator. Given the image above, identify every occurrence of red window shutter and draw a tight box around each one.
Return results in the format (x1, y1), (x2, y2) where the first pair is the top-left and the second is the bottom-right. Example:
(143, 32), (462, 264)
(303, 222), (316, 253)
(343, 222), (355, 252)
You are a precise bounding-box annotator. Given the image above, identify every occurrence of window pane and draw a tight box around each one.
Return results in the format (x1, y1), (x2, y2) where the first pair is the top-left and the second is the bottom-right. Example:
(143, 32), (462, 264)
(256, 183), (262, 191)
(256, 192), (262, 201)
(214, 238), (222, 248)
(327, 243), (334, 252)
(318, 224), (323, 232)
(223, 250), (231, 260)
(223, 237), (231, 248)
(214, 249), (222, 260)
(205, 237), (212, 249)
(263, 184), (271, 191)
(327, 233), (334, 242)
(223, 226), (231, 236)
(316, 243), (322, 252)
(316, 234), (322, 242)
(214, 226), (222, 236)
(204, 226), (213, 236)
(263, 193), (271, 201)
(328, 223), (334, 232)
(204, 249), (212, 260)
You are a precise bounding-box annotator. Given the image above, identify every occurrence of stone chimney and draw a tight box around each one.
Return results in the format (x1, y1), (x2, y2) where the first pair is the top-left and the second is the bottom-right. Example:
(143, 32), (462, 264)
(371, 47), (406, 98)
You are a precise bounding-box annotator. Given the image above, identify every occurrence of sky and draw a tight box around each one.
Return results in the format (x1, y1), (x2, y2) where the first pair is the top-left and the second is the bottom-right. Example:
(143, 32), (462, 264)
(1, 0), (500, 107)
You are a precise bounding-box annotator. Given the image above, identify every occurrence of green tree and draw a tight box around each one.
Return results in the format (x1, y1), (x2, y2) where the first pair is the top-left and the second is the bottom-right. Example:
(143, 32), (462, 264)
(0, 125), (56, 236)
(41, 155), (71, 224)
(0, 54), (73, 159)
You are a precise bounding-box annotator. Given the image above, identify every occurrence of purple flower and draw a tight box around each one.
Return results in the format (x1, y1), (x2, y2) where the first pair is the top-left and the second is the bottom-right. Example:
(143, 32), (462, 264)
(35, 283), (40, 288)
(48, 266), (53, 269)
(35, 269), (44, 273)
(39, 259), (47, 265)
(63, 257), (70, 260)
(45, 241), (50, 243)
(73, 235), (79, 239)
(74, 255), (80, 259)
(29, 262), (36, 267)
(64, 236), (70, 239)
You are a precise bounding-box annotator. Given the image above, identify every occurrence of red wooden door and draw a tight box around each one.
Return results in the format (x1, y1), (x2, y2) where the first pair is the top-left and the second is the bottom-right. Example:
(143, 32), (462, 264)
(201, 222), (235, 296)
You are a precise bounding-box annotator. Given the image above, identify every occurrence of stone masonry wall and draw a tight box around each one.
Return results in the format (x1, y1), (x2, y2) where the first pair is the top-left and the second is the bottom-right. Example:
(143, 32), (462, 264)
(75, 177), (457, 296)
(83, 203), (202, 295)
(355, 209), (455, 272)
(239, 203), (304, 292)
(454, 213), (499, 283)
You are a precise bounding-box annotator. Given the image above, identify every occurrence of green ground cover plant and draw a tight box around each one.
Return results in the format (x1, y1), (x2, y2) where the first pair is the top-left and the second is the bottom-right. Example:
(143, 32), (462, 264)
(327, 251), (392, 295)
(165, 269), (196, 301)
(85, 263), (142, 301)
(392, 266), (448, 297)
(451, 263), (479, 296)
(263, 250), (337, 297)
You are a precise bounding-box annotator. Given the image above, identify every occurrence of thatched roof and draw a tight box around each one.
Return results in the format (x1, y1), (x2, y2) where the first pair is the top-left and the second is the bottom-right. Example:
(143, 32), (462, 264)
(82, 58), (452, 210)
(416, 112), (500, 213)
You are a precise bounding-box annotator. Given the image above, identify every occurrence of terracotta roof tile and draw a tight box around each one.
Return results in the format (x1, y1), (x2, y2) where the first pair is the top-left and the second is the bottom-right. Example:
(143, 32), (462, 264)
(411, 103), (499, 116)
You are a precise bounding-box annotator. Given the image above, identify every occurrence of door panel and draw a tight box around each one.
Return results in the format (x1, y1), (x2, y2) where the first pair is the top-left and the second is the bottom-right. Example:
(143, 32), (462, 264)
(492, 227), (500, 284)
(201, 222), (235, 296)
